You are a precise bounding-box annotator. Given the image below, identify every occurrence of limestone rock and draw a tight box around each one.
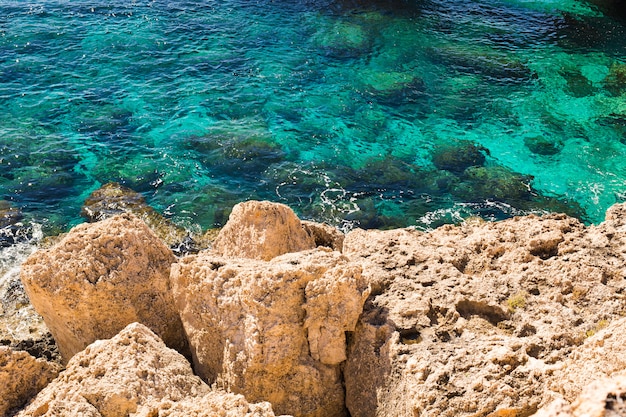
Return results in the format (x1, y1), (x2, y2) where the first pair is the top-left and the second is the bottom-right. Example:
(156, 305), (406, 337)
(20, 213), (188, 363)
(212, 201), (316, 261)
(548, 317), (626, 401)
(343, 209), (626, 417)
(16, 322), (283, 417)
(0, 346), (61, 416)
(301, 220), (345, 252)
(171, 248), (369, 417)
(534, 373), (626, 417)
(81, 182), (204, 254)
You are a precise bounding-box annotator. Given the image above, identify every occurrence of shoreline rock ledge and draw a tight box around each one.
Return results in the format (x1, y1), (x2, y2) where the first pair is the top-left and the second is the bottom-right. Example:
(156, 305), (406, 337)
(7, 200), (626, 416)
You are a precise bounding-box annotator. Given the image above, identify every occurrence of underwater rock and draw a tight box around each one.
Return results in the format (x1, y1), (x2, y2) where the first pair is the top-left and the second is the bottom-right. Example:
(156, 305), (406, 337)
(76, 105), (136, 137)
(0, 200), (22, 229)
(351, 156), (425, 191)
(556, 13), (625, 53)
(212, 200), (316, 261)
(452, 165), (534, 202)
(81, 182), (195, 253)
(429, 45), (536, 84)
(8, 166), (77, 205)
(171, 248), (369, 417)
(186, 119), (286, 178)
(16, 323), (281, 417)
(560, 69), (596, 98)
(524, 135), (564, 156)
(604, 62), (626, 96)
(314, 20), (371, 59)
(20, 213), (189, 363)
(344, 197), (406, 230)
(357, 69), (426, 104)
(595, 113), (626, 144)
(431, 140), (489, 174)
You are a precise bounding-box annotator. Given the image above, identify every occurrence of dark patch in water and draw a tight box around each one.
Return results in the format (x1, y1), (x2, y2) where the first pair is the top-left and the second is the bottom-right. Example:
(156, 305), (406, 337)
(596, 113), (626, 144)
(432, 140), (489, 174)
(524, 136), (564, 156)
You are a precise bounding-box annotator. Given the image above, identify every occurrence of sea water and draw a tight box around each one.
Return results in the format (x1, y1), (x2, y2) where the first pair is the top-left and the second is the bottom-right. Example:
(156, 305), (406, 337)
(1, 0), (625, 235)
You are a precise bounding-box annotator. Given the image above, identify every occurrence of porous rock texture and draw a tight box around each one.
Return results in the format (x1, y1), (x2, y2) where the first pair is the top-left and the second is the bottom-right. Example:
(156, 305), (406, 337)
(171, 248), (370, 417)
(16, 322), (282, 417)
(212, 200), (316, 261)
(20, 213), (188, 363)
(535, 373), (626, 417)
(343, 207), (626, 417)
(0, 346), (61, 416)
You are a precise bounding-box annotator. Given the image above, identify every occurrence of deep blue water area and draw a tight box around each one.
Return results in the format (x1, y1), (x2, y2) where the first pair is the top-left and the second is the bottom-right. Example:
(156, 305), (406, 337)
(1, 0), (626, 234)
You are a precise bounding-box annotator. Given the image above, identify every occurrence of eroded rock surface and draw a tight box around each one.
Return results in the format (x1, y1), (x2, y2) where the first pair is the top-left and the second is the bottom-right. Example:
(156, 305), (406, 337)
(17, 322), (282, 417)
(10, 199), (626, 417)
(20, 213), (188, 362)
(343, 209), (626, 417)
(212, 200), (316, 261)
(171, 248), (369, 417)
(535, 373), (626, 417)
(0, 346), (61, 416)
(548, 317), (626, 401)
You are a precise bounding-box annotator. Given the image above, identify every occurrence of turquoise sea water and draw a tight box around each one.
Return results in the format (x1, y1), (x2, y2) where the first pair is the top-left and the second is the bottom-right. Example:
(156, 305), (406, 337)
(1, 0), (625, 235)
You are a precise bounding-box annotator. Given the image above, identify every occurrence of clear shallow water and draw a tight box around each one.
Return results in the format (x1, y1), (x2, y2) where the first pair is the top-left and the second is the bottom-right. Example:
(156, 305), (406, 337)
(1, 0), (625, 234)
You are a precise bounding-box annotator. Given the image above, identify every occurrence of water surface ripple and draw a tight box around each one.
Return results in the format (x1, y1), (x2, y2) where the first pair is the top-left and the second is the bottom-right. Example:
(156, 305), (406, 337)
(1, 0), (625, 232)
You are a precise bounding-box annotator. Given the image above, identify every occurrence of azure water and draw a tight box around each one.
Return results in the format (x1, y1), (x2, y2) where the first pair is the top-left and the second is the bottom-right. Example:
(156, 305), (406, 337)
(1, 0), (625, 235)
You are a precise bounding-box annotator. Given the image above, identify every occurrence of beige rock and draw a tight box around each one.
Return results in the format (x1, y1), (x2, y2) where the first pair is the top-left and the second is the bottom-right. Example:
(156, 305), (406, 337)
(534, 373), (626, 417)
(301, 220), (345, 252)
(171, 248), (369, 417)
(16, 322), (283, 417)
(20, 213), (188, 363)
(343, 209), (626, 417)
(0, 346), (61, 416)
(212, 201), (316, 261)
(548, 317), (626, 401)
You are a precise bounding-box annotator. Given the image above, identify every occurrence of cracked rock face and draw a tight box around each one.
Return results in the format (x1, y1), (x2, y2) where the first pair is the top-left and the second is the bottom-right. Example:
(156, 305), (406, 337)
(16, 322), (281, 417)
(171, 248), (370, 417)
(20, 213), (189, 363)
(343, 210), (626, 417)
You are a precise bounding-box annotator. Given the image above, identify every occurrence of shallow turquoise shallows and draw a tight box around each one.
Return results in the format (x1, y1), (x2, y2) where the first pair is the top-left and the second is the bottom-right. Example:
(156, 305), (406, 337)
(1, 0), (625, 233)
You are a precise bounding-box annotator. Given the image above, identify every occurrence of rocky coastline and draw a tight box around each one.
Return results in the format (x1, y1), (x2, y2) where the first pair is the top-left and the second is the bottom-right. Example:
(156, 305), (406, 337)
(2, 192), (626, 416)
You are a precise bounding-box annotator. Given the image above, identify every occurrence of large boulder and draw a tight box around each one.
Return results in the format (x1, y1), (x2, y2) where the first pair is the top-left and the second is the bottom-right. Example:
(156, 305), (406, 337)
(20, 213), (188, 362)
(342, 207), (626, 417)
(16, 322), (283, 417)
(212, 201), (316, 261)
(171, 248), (369, 417)
(0, 346), (61, 416)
